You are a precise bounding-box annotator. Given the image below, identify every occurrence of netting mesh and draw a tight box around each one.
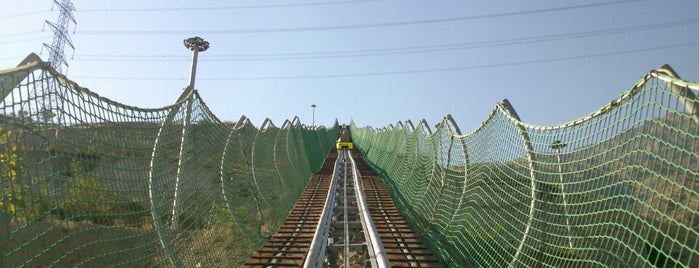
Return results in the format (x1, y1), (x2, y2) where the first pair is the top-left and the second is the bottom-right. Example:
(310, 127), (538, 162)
(351, 69), (699, 267)
(0, 59), (337, 267)
(2, 56), (698, 267)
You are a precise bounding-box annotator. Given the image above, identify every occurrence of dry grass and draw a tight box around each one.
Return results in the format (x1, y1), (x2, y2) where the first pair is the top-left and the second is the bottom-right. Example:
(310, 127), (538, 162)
(1, 217), (161, 267)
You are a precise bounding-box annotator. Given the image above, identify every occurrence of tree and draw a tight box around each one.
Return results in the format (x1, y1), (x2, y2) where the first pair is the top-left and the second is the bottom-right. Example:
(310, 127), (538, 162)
(40, 107), (55, 124)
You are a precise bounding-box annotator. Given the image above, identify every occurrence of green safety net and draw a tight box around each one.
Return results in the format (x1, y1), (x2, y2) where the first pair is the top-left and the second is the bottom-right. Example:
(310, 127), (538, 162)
(0, 55), (338, 267)
(351, 66), (699, 267)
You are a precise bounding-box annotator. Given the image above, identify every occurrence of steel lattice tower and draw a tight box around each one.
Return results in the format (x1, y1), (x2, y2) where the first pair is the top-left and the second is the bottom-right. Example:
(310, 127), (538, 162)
(43, 0), (76, 74)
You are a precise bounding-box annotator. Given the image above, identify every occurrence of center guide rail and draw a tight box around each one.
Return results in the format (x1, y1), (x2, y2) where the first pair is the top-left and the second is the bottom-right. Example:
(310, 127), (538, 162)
(243, 147), (443, 267)
(304, 149), (389, 268)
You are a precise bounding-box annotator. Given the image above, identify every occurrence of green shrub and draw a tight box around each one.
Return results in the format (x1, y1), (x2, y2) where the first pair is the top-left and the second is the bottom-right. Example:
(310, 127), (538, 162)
(0, 127), (51, 222)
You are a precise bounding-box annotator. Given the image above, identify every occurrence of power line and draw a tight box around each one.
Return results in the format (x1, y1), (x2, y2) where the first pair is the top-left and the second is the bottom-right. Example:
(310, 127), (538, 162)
(72, 18), (699, 62)
(0, 36), (48, 45)
(0, 10), (50, 20)
(70, 41), (699, 81)
(78, 0), (381, 12)
(0, 56), (25, 62)
(76, 0), (641, 35)
(0, 31), (45, 38)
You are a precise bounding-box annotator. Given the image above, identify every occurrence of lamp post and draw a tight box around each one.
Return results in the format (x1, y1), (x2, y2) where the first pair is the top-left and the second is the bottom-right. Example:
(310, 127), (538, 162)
(183, 37), (209, 90)
(551, 140), (573, 249)
(311, 104), (317, 127)
(172, 37), (208, 230)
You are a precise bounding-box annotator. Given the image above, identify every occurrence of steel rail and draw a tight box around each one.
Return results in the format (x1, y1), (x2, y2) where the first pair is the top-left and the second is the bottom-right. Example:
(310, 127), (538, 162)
(243, 147), (443, 267)
(348, 150), (390, 267)
(303, 151), (343, 268)
(342, 153), (351, 268)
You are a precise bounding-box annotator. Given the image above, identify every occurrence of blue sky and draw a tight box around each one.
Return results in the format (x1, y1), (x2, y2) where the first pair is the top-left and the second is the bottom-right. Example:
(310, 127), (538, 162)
(1, 0), (698, 132)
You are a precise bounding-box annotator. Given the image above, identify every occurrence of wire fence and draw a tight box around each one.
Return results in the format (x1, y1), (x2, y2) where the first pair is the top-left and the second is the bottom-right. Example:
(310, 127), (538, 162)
(0, 57), (337, 267)
(351, 66), (699, 267)
(2, 54), (698, 267)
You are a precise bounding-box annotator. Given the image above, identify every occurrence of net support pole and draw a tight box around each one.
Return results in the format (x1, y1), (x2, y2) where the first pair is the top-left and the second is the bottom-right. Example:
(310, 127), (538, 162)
(170, 37), (209, 230)
(445, 114), (469, 232)
(429, 124), (453, 223)
(552, 141), (574, 250)
(499, 99), (538, 268)
(656, 64), (699, 121)
(148, 90), (192, 268)
(0, 54), (44, 100)
(219, 130), (235, 217)
(171, 97), (191, 230)
(147, 35), (201, 262)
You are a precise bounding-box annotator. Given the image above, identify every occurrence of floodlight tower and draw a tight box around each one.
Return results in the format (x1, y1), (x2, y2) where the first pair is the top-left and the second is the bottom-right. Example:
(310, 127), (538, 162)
(170, 37), (209, 231)
(43, 0), (77, 74)
(183, 37), (210, 90)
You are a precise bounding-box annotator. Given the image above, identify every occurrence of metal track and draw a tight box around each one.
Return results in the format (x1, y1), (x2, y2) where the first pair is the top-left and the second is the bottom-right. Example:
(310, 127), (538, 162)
(242, 152), (337, 267)
(353, 153), (443, 268)
(242, 150), (442, 267)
